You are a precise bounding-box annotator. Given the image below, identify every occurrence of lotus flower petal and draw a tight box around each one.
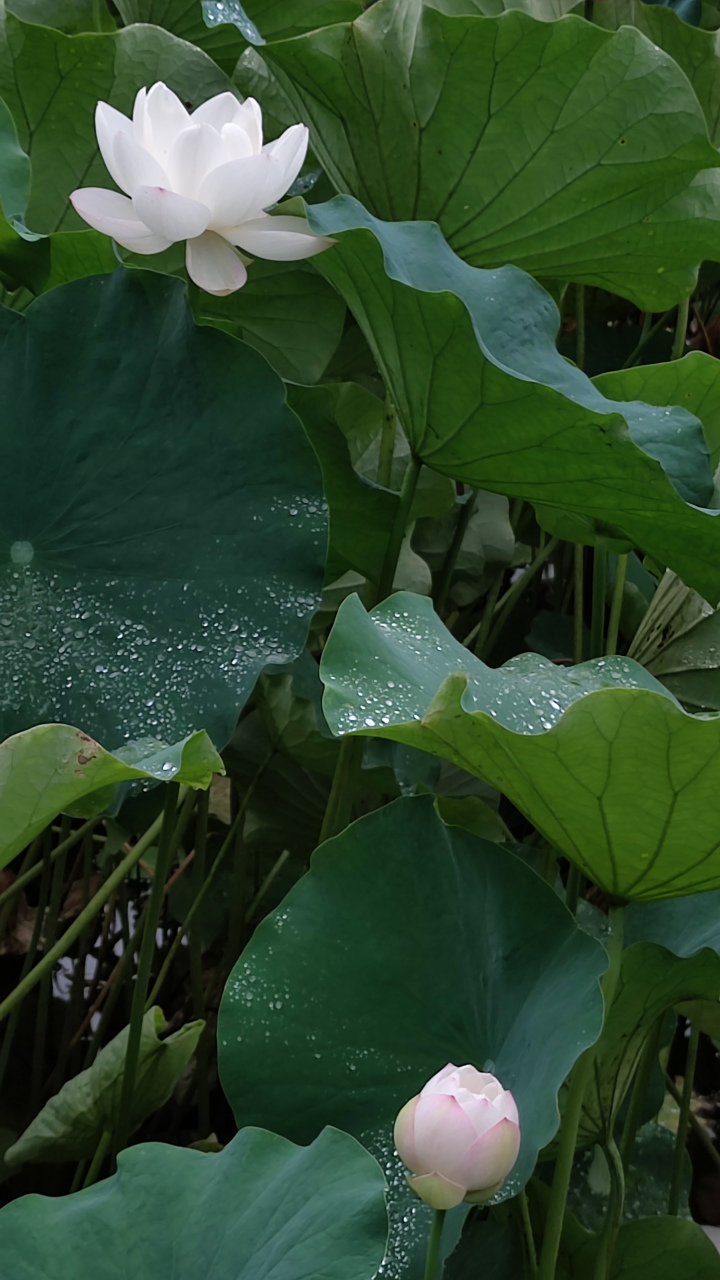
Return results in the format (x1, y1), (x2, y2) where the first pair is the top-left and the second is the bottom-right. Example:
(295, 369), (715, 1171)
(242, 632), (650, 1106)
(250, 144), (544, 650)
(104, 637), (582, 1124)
(132, 186), (211, 241)
(456, 1118), (522, 1192)
(143, 83), (190, 158)
(186, 231), (248, 294)
(406, 1172), (467, 1211)
(220, 123), (255, 162)
(95, 102), (133, 190)
(262, 123), (309, 191)
(112, 132), (168, 197)
(69, 188), (171, 253)
(167, 124), (228, 200)
(229, 215), (334, 261)
(200, 154), (288, 228)
(191, 91), (245, 132)
(407, 1093), (478, 1178)
(235, 98), (263, 153)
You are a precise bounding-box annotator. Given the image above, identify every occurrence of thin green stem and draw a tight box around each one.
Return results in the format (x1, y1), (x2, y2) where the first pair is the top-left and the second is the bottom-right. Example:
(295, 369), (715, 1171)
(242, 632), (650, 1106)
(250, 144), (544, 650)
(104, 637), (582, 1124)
(189, 790), (210, 1138)
(82, 1129), (112, 1189)
(605, 554), (627, 657)
(518, 1187), (539, 1278)
(376, 453), (423, 602)
(590, 540), (608, 659)
(619, 1016), (664, 1171)
(144, 760), (270, 1011)
(31, 839), (68, 1110)
(482, 538), (559, 657)
(463, 565), (505, 653)
(0, 841), (53, 1092)
(0, 819), (98, 914)
(668, 1021), (700, 1214)
(573, 545), (584, 665)
(665, 1072), (720, 1175)
(82, 906), (148, 1068)
(565, 864), (582, 916)
(69, 1159), (88, 1194)
(620, 308), (673, 370)
(377, 397), (397, 490)
(537, 905), (625, 1280)
(593, 1136), (625, 1280)
(114, 783), (181, 1155)
(576, 284), (586, 371)
(434, 490), (477, 615)
(671, 298), (690, 362)
(0, 797), (179, 1027)
(318, 737), (365, 844)
(424, 1208), (447, 1280)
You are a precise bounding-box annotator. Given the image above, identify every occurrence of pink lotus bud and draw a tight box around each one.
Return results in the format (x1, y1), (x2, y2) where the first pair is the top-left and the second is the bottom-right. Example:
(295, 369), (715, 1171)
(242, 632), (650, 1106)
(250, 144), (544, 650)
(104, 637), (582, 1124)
(393, 1063), (521, 1210)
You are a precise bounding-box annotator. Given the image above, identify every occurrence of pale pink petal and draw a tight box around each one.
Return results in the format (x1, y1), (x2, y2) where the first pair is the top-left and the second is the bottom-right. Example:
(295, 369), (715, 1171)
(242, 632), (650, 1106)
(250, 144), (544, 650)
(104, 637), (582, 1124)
(95, 102), (133, 189)
(112, 132), (168, 197)
(421, 1064), (459, 1096)
(220, 123), (255, 162)
(407, 1172), (466, 1211)
(454, 1066), (502, 1096)
(455, 1118), (521, 1193)
(235, 98), (263, 152)
(144, 82), (189, 158)
(167, 123), (228, 199)
(229, 215), (334, 261)
(454, 1093), (504, 1138)
(200, 154), (287, 227)
(393, 1097), (420, 1170)
(192, 91), (245, 132)
(69, 187), (171, 253)
(410, 1093), (477, 1178)
(186, 232), (247, 295)
(132, 186), (210, 242)
(262, 122), (308, 191)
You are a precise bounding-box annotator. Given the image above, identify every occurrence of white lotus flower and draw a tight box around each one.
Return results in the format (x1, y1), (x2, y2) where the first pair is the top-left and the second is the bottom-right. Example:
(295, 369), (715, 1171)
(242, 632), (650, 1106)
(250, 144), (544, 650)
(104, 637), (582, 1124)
(70, 83), (333, 295)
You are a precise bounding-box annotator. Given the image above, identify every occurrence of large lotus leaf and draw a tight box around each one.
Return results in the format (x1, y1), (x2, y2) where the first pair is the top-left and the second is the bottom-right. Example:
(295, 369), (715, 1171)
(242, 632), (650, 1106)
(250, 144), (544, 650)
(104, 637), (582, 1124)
(577, 941), (720, 1144)
(0, 1125), (388, 1280)
(0, 95), (119, 293)
(218, 795), (607, 1201)
(320, 592), (720, 901)
(0, 269), (326, 750)
(628, 570), (720, 712)
(0, 723), (222, 869)
(0, 11), (234, 232)
(7, 0), (114, 32)
(572, 1217), (720, 1279)
(594, 352), (720, 473)
(588, 1), (720, 144)
(265, 0), (720, 309)
(5, 1007), (203, 1164)
(304, 196), (720, 602)
(195, 260), (345, 384)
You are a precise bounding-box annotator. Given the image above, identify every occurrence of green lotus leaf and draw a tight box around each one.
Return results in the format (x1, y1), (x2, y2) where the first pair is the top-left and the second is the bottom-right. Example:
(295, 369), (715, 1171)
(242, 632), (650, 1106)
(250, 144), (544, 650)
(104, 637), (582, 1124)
(589, 0), (720, 143)
(218, 796), (607, 1207)
(5, 1007), (203, 1164)
(265, 0), (720, 308)
(320, 591), (720, 901)
(594, 352), (720, 474)
(0, 1126), (388, 1280)
(0, 269), (326, 750)
(7, 0), (113, 33)
(0, 11), (234, 232)
(0, 722), (223, 869)
(304, 195), (720, 602)
(572, 1217), (720, 1279)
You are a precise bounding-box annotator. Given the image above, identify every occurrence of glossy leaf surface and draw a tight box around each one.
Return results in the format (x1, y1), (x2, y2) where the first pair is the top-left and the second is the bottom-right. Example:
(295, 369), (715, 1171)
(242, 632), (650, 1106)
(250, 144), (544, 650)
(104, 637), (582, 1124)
(0, 1126), (388, 1280)
(0, 723), (222, 869)
(218, 796), (607, 1197)
(5, 1007), (203, 1163)
(321, 592), (720, 900)
(306, 197), (720, 602)
(0, 270), (326, 749)
(267, 0), (720, 307)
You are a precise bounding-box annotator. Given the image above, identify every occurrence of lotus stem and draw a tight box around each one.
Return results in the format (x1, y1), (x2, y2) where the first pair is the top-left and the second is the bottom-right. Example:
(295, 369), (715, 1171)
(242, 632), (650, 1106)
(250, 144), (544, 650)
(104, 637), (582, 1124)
(424, 1208), (447, 1280)
(668, 1021), (700, 1214)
